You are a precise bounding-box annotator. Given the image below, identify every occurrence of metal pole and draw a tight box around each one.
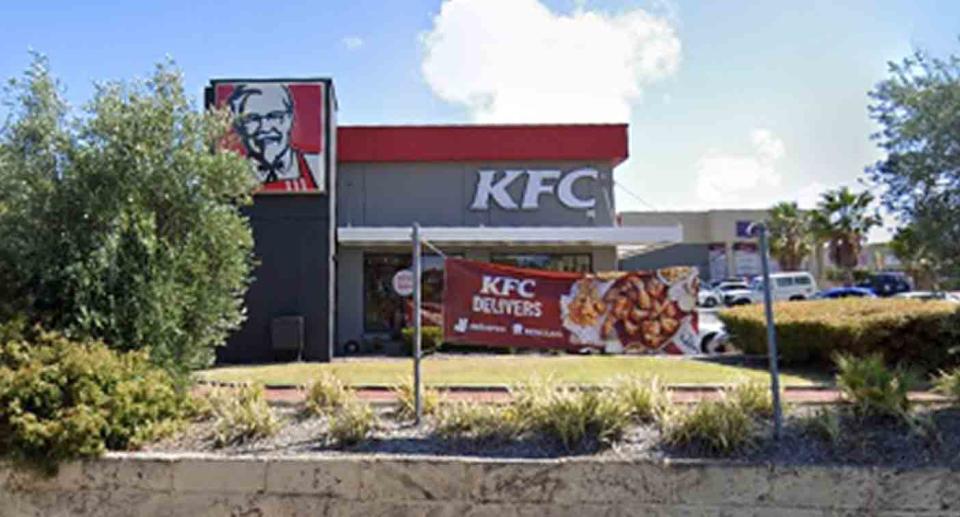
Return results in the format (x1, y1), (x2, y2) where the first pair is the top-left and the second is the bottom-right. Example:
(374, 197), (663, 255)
(753, 222), (783, 439)
(412, 223), (423, 425)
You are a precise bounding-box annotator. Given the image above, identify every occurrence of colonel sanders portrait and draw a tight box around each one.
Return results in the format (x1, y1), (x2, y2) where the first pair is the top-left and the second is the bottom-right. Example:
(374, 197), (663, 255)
(227, 83), (321, 192)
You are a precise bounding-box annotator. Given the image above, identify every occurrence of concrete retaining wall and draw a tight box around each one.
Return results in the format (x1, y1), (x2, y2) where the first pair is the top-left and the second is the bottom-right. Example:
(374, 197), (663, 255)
(1, 453), (957, 516)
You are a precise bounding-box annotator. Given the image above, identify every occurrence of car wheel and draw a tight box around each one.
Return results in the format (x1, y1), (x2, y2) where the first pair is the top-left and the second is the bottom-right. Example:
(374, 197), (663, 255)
(703, 298), (718, 308)
(701, 332), (730, 354)
(789, 295), (804, 301)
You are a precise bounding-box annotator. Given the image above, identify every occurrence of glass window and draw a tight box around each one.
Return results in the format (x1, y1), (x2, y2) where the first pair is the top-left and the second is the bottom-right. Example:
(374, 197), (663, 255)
(363, 253), (447, 334)
(490, 253), (592, 273)
(794, 275), (812, 286)
(776, 277), (793, 287)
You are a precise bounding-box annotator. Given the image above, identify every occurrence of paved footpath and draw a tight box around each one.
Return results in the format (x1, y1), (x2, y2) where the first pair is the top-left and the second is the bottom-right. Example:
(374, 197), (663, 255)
(241, 385), (947, 406)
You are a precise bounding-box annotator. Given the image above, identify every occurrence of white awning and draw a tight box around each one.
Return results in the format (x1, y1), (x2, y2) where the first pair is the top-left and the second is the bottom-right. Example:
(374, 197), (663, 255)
(337, 225), (682, 247)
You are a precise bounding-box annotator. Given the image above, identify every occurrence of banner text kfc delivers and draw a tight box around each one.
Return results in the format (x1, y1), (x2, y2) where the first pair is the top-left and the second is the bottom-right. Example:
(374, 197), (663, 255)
(443, 258), (700, 354)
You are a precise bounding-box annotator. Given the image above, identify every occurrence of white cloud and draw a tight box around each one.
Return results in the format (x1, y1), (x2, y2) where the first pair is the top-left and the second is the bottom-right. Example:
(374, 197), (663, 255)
(420, 0), (681, 123)
(695, 129), (785, 204)
(342, 36), (364, 50)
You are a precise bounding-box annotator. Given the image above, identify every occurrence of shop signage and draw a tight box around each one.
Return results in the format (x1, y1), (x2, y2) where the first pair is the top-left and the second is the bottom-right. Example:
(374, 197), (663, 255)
(736, 220), (756, 238)
(733, 242), (761, 277)
(392, 269), (414, 297)
(469, 168), (597, 210)
(210, 80), (327, 194)
(442, 258), (700, 354)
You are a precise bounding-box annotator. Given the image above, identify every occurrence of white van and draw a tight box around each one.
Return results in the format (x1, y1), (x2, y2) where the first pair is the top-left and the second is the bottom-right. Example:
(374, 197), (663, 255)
(723, 272), (817, 305)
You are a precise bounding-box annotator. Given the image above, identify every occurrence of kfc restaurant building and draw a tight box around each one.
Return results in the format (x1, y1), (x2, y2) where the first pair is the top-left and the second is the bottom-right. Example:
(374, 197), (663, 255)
(207, 79), (681, 363)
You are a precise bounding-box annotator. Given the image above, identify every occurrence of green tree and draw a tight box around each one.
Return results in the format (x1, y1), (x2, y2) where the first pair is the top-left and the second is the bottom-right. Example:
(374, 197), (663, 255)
(889, 225), (940, 290)
(766, 201), (811, 271)
(868, 48), (960, 277)
(0, 55), (258, 378)
(809, 187), (881, 284)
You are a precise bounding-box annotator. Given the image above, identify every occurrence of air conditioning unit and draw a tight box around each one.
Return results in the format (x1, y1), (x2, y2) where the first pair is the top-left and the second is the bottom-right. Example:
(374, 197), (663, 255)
(271, 316), (304, 360)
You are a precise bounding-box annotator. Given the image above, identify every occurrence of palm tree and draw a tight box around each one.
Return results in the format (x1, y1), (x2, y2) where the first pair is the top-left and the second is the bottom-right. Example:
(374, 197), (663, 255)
(766, 201), (812, 271)
(809, 187), (882, 284)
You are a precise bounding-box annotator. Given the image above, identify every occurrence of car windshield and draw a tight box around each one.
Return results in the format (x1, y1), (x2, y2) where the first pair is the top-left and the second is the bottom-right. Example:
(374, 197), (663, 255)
(750, 278), (764, 291)
(718, 284), (746, 291)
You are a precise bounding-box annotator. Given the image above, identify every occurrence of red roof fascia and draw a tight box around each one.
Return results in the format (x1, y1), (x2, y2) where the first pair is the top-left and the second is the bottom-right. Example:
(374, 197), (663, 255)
(337, 124), (628, 165)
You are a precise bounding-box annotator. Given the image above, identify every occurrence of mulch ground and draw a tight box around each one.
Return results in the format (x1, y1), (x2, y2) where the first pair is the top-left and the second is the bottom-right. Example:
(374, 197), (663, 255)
(162, 383), (960, 467)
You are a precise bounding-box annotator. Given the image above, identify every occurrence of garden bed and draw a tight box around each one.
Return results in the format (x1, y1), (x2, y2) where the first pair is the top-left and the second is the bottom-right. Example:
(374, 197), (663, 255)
(144, 403), (960, 469)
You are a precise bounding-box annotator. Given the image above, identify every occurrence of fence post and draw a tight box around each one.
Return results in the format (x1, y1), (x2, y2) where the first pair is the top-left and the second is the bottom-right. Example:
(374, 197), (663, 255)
(412, 222), (423, 425)
(752, 222), (783, 439)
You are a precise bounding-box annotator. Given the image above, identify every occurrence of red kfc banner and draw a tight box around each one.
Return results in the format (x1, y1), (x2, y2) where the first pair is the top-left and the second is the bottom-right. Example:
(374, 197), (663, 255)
(443, 258), (701, 355)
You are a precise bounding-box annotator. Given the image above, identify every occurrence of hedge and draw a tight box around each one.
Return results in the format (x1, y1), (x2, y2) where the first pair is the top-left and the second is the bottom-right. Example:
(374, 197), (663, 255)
(0, 329), (189, 472)
(718, 299), (960, 370)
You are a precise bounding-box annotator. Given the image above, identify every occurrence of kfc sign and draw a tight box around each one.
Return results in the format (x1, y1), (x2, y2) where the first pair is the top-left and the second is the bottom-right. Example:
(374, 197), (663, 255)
(210, 80), (328, 194)
(470, 168), (598, 211)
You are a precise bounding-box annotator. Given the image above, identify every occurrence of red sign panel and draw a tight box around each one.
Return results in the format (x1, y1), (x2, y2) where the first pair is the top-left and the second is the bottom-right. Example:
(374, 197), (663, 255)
(212, 81), (326, 194)
(442, 259), (701, 354)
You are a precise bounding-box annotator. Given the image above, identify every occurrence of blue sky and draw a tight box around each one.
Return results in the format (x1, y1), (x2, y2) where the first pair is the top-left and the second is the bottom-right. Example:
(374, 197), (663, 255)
(1, 0), (958, 239)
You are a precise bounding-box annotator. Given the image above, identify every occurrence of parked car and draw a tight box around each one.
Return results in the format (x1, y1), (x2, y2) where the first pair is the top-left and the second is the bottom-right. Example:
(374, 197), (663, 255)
(892, 291), (960, 303)
(714, 281), (751, 306)
(698, 288), (721, 308)
(722, 272), (818, 306)
(813, 286), (877, 299)
(857, 272), (911, 297)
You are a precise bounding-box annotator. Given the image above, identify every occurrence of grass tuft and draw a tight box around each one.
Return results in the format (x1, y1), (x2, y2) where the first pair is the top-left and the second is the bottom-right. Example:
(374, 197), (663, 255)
(434, 401), (522, 441)
(327, 400), (377, 446)
(392, 380), (441, 420)
(209, 384), (279, 447)
(613, 375), (669, 422)
(932, 368), (960, 403)
(305, 371), (351, 415)
(834, 353), (914, 419)
(661, 394), (753, 455)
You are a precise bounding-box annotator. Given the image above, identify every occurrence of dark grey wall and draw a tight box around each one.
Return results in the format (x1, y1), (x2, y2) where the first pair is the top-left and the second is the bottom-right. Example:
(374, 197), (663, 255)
(337, 161), (615, 228)
(218, 196), (332, 363)
(620, 244), (709, 278)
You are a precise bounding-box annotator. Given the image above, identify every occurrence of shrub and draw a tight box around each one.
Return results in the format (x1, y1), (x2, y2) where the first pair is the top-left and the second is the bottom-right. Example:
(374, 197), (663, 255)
(932, 368), (960, 403)
(392, 381), (441, 420)
(719, 298), (958, 369)
(210, 384), (279, 447)
(400, 326), (444, 355)
(835, 353), (914, 419)
(661, 396), (753, 455)
(433, 401), (522, 441)
(614, 376), (669, 422)
(305, 371), (351, 415)
(731, 380), (776, 418)
(0, 56), (257, 380)
(515, 381), (631, 450)
(328, 400), (376, 446)
(0, 331), (187, 471)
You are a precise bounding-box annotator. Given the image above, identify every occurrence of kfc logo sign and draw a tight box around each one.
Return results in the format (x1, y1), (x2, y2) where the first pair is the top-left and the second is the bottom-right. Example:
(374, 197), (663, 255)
(470, 168), (598, 211)
(480, 275), (537, 298)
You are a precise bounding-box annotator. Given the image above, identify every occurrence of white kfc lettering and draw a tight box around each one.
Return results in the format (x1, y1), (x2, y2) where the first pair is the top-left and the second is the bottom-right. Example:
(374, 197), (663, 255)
(478, 275), (536, 298)
(557, 168), (597, 209)
(521, 170), (560, 210)
(470, 170), (523, 210)
(470, 169), (598, 210)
